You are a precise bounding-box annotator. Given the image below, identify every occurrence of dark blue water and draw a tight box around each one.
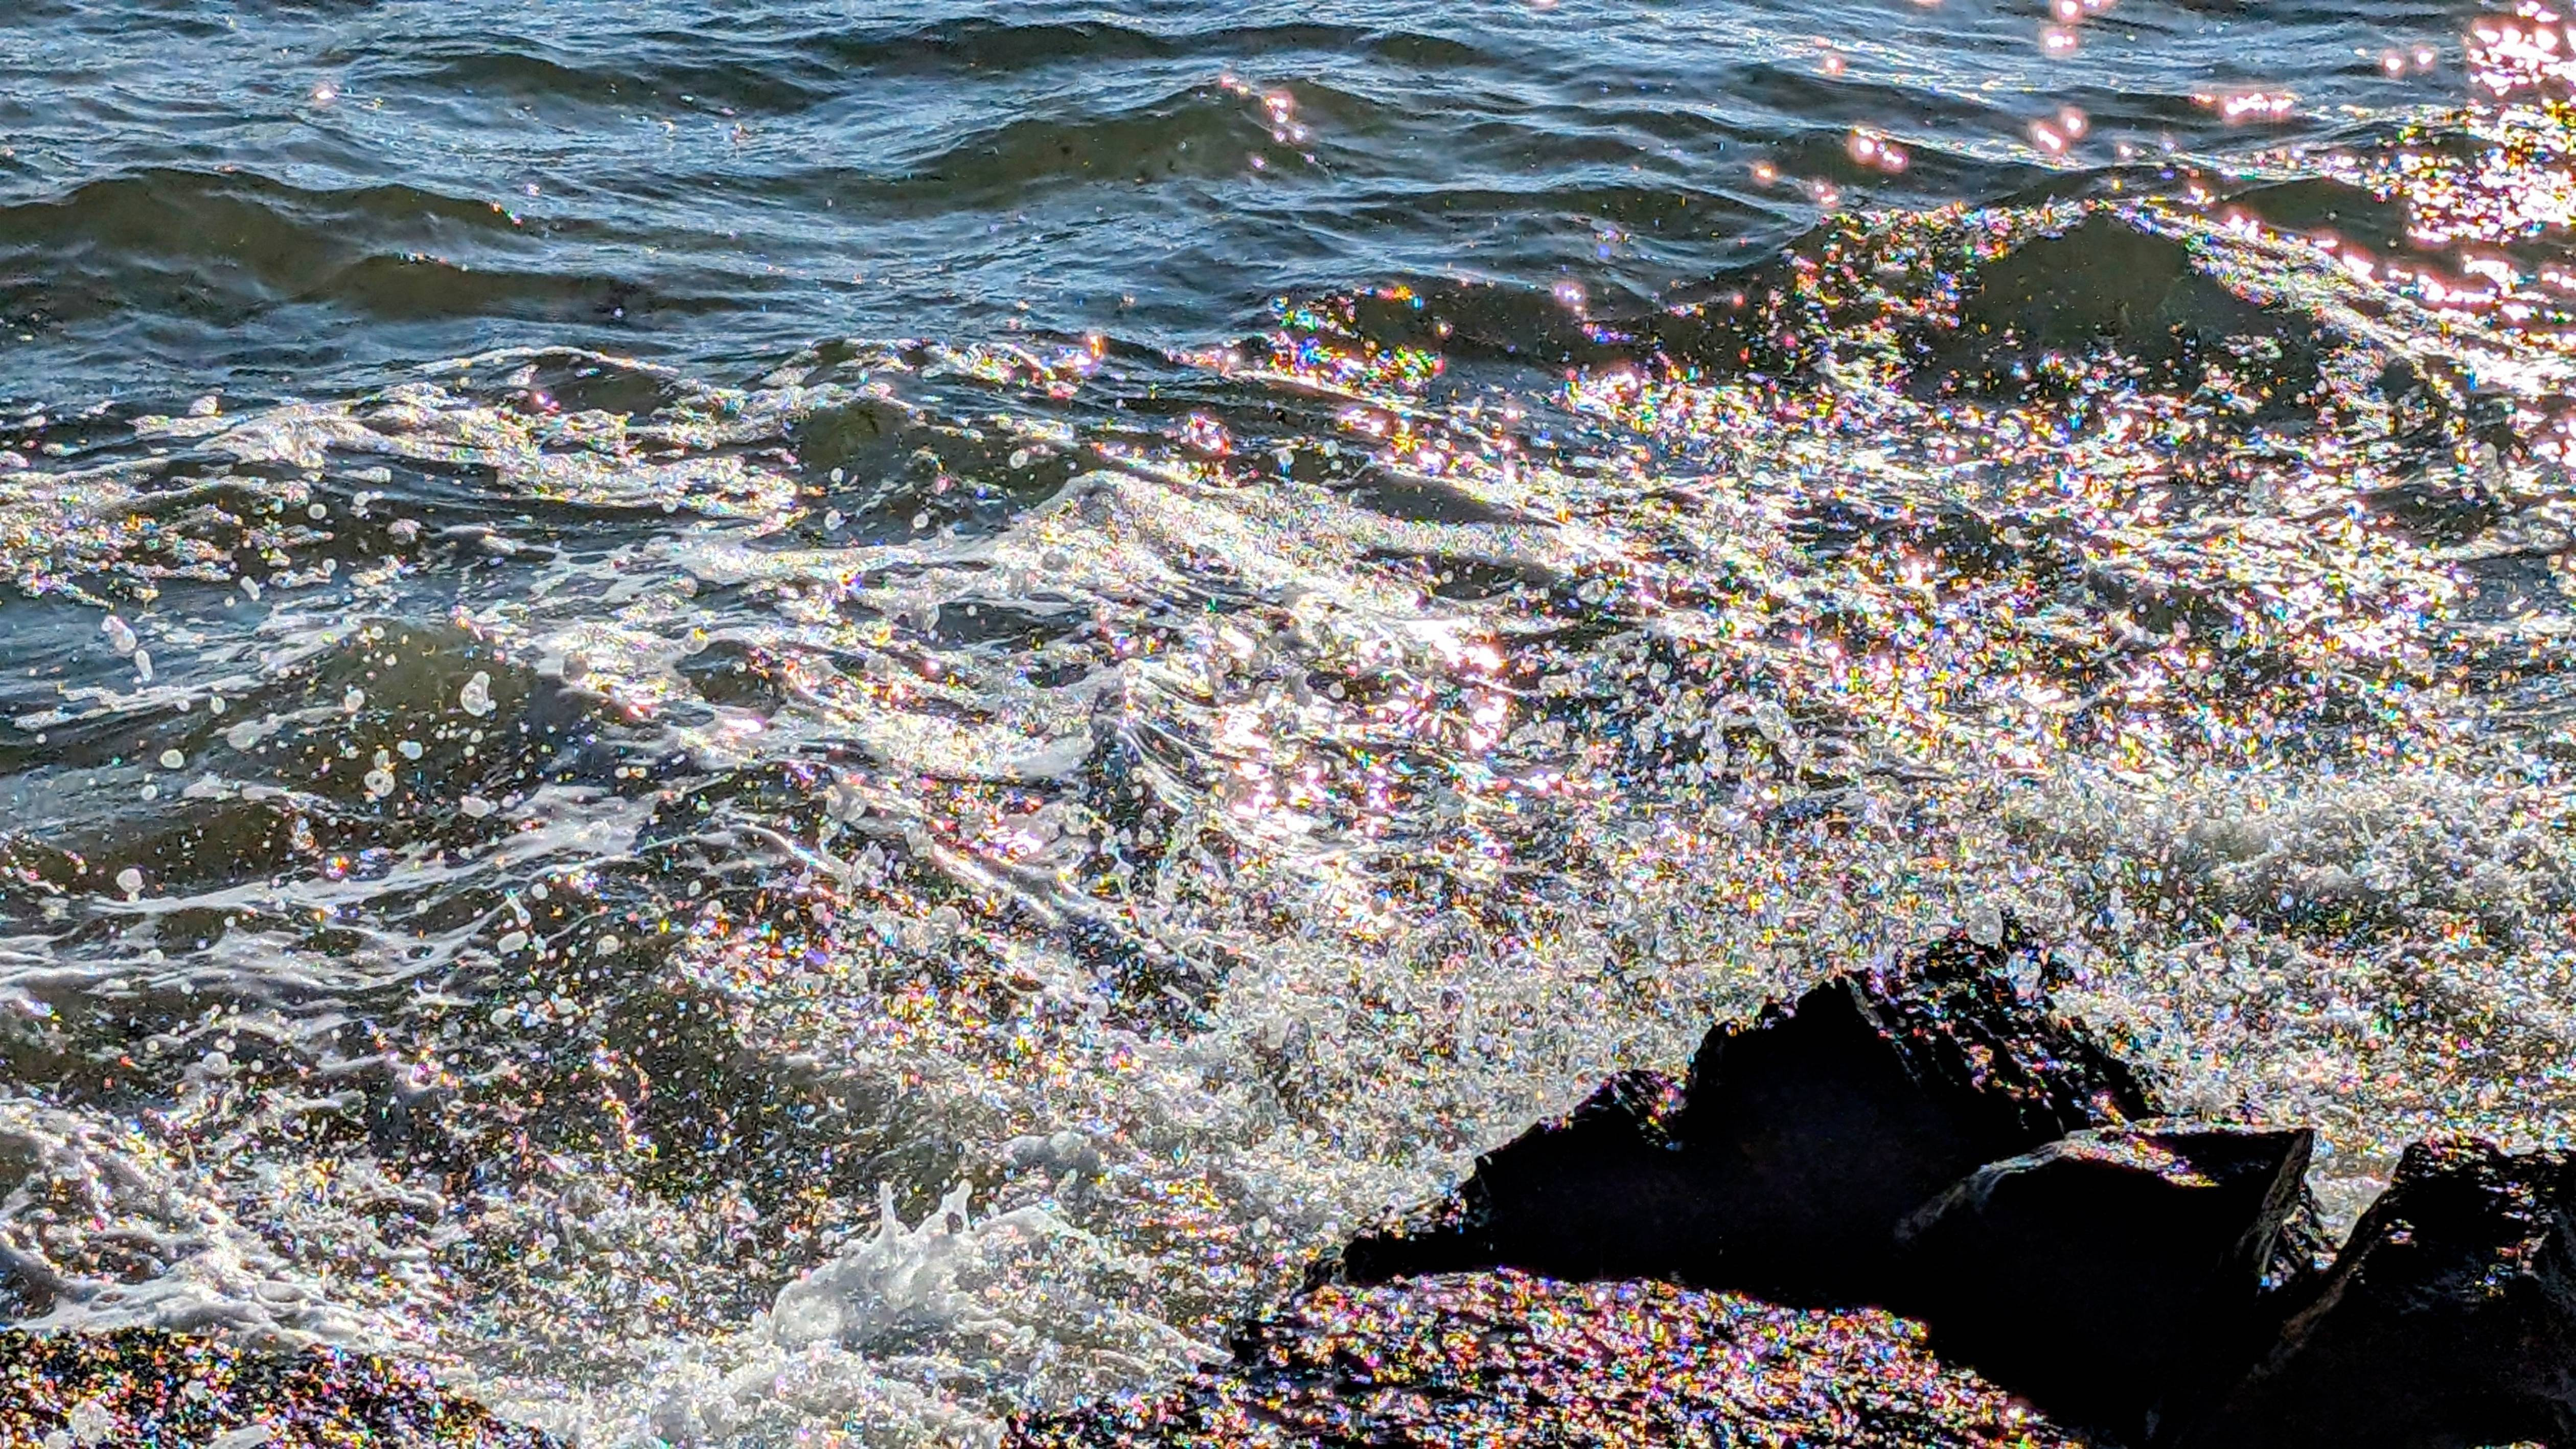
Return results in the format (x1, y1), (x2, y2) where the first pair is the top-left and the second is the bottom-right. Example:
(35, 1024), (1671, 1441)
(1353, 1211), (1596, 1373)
(3, 2), (2573, 1444)
(1, 0), (2458, 399)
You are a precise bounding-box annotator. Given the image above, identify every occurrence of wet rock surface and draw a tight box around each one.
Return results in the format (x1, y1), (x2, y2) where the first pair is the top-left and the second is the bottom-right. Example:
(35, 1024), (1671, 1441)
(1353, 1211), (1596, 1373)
(1335, 930), (2155, 1302)
(0, 1327), (556, 1447)
(1670, 931), (2156, 1302)
(2190, 1138), (2576, 1449)
(1200, 930), (2574, 1447)
(1894, 1123), (2315, 1443)
(1331, 1068), (1701, 1285)
(1006, 1271), (2100, 1449)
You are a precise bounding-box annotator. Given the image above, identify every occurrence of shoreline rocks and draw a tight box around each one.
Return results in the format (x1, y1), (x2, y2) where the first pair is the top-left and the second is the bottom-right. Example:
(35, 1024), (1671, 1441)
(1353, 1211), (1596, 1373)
(1045, 927), (2573, 1447)
(1008, 1272), (2102, 1448)
(1333, 932), (2156, 1301)
(2189, 1138), (2576, 1448)
(0, 1326), (556, 1447)
(1894, 1122), (2314, 1442)
(3, 928), (2566, 1447)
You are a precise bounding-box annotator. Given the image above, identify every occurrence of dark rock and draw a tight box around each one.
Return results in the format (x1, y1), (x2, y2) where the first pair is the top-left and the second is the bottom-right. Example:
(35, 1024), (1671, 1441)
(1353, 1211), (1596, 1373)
(0, 1327), (558, 1447)
(1893, 1123), (2315, 1443)
(2262, 1179), (2338, 1312)
(1331, 1069), (1705, 1285)
(1007, 1271), (2102, 1448)
(2187, 1137), (2576, 1449)
(1673, 930), (2156, 1301)
(1333, 927), (2155, 1302)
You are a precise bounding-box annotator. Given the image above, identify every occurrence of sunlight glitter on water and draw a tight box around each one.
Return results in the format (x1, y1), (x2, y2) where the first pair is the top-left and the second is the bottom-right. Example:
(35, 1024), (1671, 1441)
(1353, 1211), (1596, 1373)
(0, 4), (2573, 1445)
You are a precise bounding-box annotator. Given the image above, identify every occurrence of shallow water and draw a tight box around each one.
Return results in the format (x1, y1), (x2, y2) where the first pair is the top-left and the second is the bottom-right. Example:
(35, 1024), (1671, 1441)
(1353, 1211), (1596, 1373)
(3, 0), (2574, 1443)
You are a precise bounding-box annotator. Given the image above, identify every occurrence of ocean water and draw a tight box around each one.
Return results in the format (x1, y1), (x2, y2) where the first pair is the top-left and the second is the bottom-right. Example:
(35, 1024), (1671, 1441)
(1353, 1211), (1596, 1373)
(2, 0), (2573, 1443)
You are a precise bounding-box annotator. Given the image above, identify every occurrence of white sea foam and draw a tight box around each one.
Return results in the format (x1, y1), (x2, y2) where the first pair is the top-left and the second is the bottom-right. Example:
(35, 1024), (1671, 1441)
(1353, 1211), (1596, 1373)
(0, 182), (2572, 1449)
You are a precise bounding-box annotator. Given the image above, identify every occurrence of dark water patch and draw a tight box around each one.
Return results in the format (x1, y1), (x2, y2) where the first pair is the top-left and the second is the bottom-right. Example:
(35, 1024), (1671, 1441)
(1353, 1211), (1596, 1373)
(789, 398), (1088, 544)
(1338, 469), (1554, 526)
(2224, 177), (2418, 251)
(809, 16), (1507, 81)
(932, 596), (1093, 651)
(1962, 216), (2302, 349)
(0, 169), (519, 268)
(893, 85), (1343, 200)
(2357, 473), (2511, 543)
(399, 39), (845, 118)
(0, 169), (712, 334)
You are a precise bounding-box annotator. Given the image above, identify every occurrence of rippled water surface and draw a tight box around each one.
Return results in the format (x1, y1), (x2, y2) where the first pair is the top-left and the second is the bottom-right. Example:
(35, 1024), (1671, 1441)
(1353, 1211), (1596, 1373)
(5, 0), (2576, 1443)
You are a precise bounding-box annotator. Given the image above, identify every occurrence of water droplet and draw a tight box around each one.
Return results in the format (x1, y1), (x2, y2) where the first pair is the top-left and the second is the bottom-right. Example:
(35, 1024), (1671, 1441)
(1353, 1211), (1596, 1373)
(1966, 901), (2005, 947)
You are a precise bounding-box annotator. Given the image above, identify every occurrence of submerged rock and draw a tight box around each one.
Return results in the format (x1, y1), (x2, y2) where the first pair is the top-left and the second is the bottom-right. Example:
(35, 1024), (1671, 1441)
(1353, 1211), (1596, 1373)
(2189, 1137), (2576, 1449)
(1926, 212), (2326, 404)
(1894, 1123), (2315, 1443)
(0, 1327), (556, 1447)
(1334, 929), (2155, 1303)
(1007, 1271), (2098, 1448)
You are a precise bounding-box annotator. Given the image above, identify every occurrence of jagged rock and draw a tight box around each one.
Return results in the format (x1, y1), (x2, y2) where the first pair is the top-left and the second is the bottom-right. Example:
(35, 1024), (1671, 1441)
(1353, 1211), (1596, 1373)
(2261, 1178), (2338, 1316)
(1672, 931), (2156, 1300)
(1893, 1123), (2315, 1442)
(1309, 933), (2576, 1446)
(1007, 1271), (2100, 1448)
(0, 1327), (557, 1447)
(1334, 929), (2155, 1302)
(1332, 1069), (1705, 1284)
(2187, 1137), (2576, 1449)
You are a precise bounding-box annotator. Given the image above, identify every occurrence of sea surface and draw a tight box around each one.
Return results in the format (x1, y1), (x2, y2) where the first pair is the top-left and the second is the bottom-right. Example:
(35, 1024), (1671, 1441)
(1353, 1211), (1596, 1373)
(2, 0), (2573, 1443)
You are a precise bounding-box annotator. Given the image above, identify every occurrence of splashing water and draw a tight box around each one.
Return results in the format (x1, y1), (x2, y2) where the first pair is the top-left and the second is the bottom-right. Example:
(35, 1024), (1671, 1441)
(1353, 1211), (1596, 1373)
(5, 1), (2576, 1444)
